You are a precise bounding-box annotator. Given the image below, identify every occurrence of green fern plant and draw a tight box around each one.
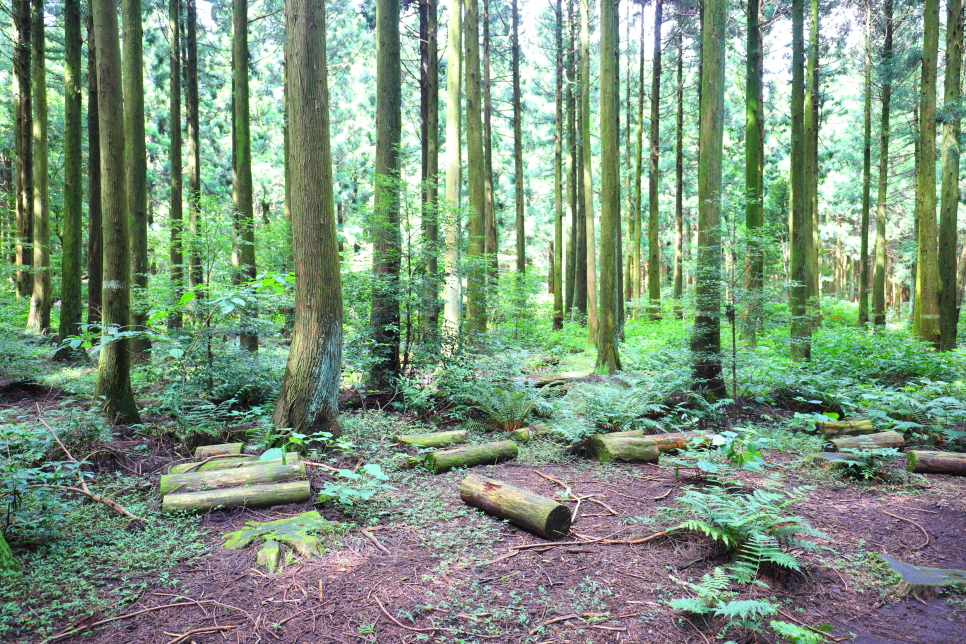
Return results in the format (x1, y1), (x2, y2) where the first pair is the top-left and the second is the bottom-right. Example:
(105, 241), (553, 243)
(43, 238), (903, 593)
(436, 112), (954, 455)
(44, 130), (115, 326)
(474, 387), (541, 431)
(669, 568), (777, 622)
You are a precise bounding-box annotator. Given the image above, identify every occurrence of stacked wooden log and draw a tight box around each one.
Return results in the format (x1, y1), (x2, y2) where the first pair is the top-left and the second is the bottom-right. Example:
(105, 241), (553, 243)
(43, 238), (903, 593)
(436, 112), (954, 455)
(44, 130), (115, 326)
(590, 430), (710, 463)
(161, 443), (311, 513)
(817, 418), (876, 439)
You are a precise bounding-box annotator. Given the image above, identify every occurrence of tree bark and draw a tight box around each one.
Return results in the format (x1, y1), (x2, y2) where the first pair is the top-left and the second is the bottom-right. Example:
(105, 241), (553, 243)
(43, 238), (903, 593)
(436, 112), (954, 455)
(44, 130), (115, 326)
(912, 0), (940, 347)
(553, 0), (564, 330)
(690, 0), (727, 396)
(27, 0), (50, 335)
(13, 0), (32, 300)
(673, 30), (684, 319)
(420, 0), (440, 333)
(743, 0), (763, 342)
(858, 0), (873, 327)
(168, 0), (183, 330)
(86, 11), (102, 326)
(569, 0), (586, 318)
(580, 0), (596, 343)
(92, 0), (141, 425)
(482, 0), (498, 280)
(595, 0), (620, 374)
(162, 481), (312, 514)
(647, 0), (663, 321)
(873, 0), (893, 328)
(272, 0), (343, 438)
(185, 0), (203, 293)
(56, 0), (83, 357)
(465, 0), (487, 334)
(633, 16), (645, 317)
(460, 474), (572, 539)
(512, 0), (525, 274)
(789, 0), (811, 361)
(232, 0), (258, 352)
(370, 0), (403, 386)
(817, 419), (875, 439)
(938, 0), (962, 350)
(804, 0), (820, 328)
(443, 0), (463, 334)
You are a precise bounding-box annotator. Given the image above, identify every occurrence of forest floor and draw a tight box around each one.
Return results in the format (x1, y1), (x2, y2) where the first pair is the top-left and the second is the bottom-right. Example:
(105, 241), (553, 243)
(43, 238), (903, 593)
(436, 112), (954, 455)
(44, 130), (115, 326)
(5, 375), (966, 644)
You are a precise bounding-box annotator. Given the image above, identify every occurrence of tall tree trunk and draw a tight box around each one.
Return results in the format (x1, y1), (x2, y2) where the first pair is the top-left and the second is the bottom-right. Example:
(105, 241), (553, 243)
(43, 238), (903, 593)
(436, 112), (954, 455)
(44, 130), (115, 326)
(465, 0), (486, 334)
(647, 0), (663, 321)
(482, 0), (497, 279)
(370, 0), (402, 386)
(873, 0), (893, 327)
(569, 0), (586, 317)
(420, 0), (440, 332)
(27, 0), (49, 335)
(580, 0), (597, 343)
(691, 0), (727, 395)
(633, 14), (645, 317)
(673, 29), (684, 319)
(168, 0), (183, 330)
(789, 0), (810, 361)
(913, 0), (940, 348)
(56, 0), (83, 356)
(858, 0), (873, 327)
(553, 0), (564, 330)
(92, 0), (141, 424)
(803, 0), (820, 327)
(272, 0), (342, 438)
(186, 0), (203, 293)
(512, 0), (525, 274)
(13, 0), (32, 300)
(443, 0), (463, 334)
(232, 0), (258, 352)
(86, 12), (102, 326)
(939, 0), (963, 350)
(595, 0), (621, 373)
(743, 0), (763, 342)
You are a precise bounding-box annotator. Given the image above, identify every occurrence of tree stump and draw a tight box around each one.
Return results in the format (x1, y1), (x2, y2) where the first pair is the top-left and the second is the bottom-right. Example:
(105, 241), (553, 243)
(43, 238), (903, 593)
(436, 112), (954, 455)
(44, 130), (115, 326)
(459, 474), (572, 539)
(0, 531), (19, 572)
(393, 430), (468, 448)
(194, 443), (244, 458)
(160, 461), (306, 496)
(161, 480), (312, 513)
(830, 431), (905, 452)
(817, 418), (875, 439)
(589, 436), (660, 463)
(418, 440), (519, 474)
(906, 450), (966, 476)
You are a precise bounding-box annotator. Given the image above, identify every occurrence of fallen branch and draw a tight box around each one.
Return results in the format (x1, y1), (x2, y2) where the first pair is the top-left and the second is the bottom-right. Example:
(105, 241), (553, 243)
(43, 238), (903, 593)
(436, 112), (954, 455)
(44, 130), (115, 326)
(302, 461), (342, 472)
(586, 497), (618, 515)
(653, 488), (673, 501)
(373, 595), (451, 633)
(881, 511), (930, 550)
(163, 625), (237, 644)
(361, 528), (390, 555)
(44, 601), (214, 643)
(529, 614), (580, 635)
(681, 617), (710, 644)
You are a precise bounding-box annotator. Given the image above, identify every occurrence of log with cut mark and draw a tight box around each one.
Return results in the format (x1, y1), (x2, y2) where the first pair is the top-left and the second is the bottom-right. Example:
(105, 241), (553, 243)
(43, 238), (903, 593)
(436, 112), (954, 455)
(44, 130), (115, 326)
(161, 480), (312, 513)
(159, 461), (307, 496)
(906, 450), (966, 476)
(460, 474), (572, 539)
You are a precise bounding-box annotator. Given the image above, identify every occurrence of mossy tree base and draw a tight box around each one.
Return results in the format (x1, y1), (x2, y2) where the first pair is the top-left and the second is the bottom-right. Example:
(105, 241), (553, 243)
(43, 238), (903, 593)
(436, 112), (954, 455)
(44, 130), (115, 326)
(224, 510), (342, 572)
(0, 531), (20, 572)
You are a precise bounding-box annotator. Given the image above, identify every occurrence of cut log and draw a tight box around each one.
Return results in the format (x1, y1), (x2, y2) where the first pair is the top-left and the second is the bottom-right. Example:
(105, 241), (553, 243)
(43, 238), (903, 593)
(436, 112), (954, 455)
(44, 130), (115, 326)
(393, 430), (468, 448)
(419, 441), (519, 474)
(594, 430), (709, 453)
(589, 436), (660, 463)
(256, 539), (281, 573)
(161, 480), (312, 514)
(817, 418), (875, 439)
(194, 443), (244, 458)
(169, 453), (300, 475)
(830, 431), (905, 452)
(160, 461), (307, 496)
(510, 423), (549, 443)
(906, 450), (966, 476)
(459, 474), (572, 539)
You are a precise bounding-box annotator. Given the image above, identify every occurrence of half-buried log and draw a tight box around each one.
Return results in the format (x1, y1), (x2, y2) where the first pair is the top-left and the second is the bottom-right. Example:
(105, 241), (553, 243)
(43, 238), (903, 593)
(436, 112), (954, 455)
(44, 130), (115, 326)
(906, 450), (966, 476)
(510, 423), (549, 443)
(420, 441), (519, 474)
(168, 452), (300, 474)
(162, 480), (311, 514)
(589, 436), (660, 463)
(817, 418), (875, 439)
(830, 431), (905, 452)
(459, 474), (572, 539)
(194, 443), (244, 458)
(160, 461), (307, 496)
(394, 430), (468, 448)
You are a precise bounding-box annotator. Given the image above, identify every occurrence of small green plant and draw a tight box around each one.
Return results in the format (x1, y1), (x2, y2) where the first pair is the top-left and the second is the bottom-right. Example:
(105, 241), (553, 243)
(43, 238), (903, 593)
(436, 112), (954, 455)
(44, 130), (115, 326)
(669, 567), (777, 625)
(317, 464), (395, 509)
(474, 387), (540, 431)
(836, 447), (903, 480)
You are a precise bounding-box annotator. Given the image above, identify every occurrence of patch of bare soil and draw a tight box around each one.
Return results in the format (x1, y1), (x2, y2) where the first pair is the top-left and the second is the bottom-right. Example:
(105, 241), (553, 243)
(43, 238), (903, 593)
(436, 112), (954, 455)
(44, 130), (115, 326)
(54, 456), (966, 644)
(0, 380), (64, 408)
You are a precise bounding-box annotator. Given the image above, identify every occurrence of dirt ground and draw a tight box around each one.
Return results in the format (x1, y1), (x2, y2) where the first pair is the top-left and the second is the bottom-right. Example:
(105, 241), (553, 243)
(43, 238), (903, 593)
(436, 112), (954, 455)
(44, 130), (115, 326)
(51, 455), (966, 644)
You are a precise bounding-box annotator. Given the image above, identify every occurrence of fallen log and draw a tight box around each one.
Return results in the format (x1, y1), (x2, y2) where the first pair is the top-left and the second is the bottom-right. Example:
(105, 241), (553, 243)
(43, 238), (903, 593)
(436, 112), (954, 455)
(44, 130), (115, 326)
(393, 430), (468, 448)
(830, 431), (905, 452)
(419, 441), (519, 474)
(459, 474), (572, 539)
(510, 423), (549, 443)
(589, 436), (659, 463)
(159, 461), (306, 496)
(817, 418), (875, 439)
(805, 452), (859, 470)
(194, 443), (244, 459)
(905, 450), (966, 476)
(169, 452), (300, 475)
(161, 480), (312, 514)
(594, 430), (709, 453)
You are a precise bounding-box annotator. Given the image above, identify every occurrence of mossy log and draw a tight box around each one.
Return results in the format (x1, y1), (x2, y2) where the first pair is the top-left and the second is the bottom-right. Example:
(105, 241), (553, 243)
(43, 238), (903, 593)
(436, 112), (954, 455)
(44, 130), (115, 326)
(817, 418), (875, 439)
(193, 443), (244, 458)
(0, 531), (19, 572)
(420, 441), (519, 474)
(510, 423), (549, 443)
(589, 436), (660, 463)
(256, 539), (281, 573)
(805, 452), (858, 470)
(161, 480), (311, 514)
(596, 430), (709, 453)
(459, 474), (572, 539)
(906, 450), (966, 476)
(160, 461), (306, 496)
(830, 431), (905, 452)
(393, 430), (468, 448)
(169, 453), (300, 475)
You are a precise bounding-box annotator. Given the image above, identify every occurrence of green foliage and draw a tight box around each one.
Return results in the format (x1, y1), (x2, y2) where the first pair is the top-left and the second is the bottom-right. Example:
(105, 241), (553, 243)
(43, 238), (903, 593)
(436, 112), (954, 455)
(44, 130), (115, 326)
(770, 620), (831, 644)
(473, 387), (541, 431)
(668, 568), (777, 623)
(317, 463), (395, 512)
(835, 447), (903, 480)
